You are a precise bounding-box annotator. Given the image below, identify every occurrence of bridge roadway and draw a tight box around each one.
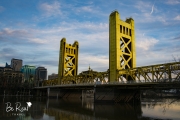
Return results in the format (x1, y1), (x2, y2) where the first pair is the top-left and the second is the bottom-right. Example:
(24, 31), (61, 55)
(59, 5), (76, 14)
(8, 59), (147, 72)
(35, 81), (180, 89)
(34, 80), (180, 103)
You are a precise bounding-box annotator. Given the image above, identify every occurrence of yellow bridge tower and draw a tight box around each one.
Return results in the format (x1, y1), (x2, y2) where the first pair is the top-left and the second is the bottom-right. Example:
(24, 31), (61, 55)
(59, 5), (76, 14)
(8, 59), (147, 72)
(109, 11), (136, 82)
(58, 38), (79, 84)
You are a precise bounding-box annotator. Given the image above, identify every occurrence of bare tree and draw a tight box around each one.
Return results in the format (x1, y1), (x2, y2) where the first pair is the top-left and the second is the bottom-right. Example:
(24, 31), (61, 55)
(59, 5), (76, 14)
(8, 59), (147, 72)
(172, 55), (180, 62)
(171, 55), (180, 76)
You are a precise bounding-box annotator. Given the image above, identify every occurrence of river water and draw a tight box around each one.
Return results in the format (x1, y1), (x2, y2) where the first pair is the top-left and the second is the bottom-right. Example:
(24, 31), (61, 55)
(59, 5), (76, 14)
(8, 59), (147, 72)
(0, 96), (180, 120)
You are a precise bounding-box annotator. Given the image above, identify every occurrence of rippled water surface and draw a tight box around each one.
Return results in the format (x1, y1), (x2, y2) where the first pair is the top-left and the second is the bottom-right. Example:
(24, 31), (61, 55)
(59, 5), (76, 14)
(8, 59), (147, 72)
(0, 96), (180, 120)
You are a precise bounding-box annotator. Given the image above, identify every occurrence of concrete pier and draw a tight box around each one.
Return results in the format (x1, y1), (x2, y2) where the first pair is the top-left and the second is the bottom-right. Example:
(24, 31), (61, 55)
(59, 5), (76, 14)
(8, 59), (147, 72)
(34, 85), (141, 103)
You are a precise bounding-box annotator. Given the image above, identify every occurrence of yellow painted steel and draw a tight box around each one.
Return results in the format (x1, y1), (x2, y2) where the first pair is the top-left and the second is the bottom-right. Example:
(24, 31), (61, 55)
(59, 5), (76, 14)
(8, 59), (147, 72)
(109, 10), (136, 82)
(118, 62), (180, 82)
(43, 69), (108, 86)
(58, 38), (79, 84)
(43, 62), (180, 86)
(43, 78), (58, 86)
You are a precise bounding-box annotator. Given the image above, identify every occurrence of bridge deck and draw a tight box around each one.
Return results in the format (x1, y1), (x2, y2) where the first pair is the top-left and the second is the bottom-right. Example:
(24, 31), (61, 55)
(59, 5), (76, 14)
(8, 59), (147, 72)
(35, 81), (180, 90)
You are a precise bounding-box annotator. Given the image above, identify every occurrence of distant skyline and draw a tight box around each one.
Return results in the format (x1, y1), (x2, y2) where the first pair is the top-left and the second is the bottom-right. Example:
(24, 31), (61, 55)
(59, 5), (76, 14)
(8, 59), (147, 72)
(0, 0), (180, 75)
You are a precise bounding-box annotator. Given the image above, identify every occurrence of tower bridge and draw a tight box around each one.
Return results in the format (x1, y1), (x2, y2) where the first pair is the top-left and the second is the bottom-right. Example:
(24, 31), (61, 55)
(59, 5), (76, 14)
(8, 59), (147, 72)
(34, 11), (180, 103)
(42, 10), (180, 86)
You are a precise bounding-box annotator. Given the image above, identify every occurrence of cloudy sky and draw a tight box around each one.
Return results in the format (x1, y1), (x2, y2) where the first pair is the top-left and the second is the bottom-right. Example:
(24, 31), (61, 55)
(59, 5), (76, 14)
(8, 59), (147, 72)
(0, 0), (180, 75)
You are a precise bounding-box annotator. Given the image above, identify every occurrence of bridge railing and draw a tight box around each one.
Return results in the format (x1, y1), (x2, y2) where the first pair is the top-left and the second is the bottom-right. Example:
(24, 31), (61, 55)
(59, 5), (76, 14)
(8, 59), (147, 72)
(42, 77), (180, 87)
(41, 78), (180, 87)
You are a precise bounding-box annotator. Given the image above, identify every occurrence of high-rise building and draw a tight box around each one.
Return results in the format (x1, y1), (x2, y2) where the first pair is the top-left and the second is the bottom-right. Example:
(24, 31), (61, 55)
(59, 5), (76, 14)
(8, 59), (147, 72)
(11, 58), (23, 71)
(35, 67), (47, 81)
(35, 67), (47, 86)
(21, 65), (36, 82)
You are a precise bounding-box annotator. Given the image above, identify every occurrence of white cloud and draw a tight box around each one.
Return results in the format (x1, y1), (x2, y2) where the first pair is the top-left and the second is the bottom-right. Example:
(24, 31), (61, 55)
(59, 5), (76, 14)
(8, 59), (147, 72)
(30, 21), (108, 46)
(80, 6), (93, 12)
(174, 15), (180, 20)
(133, 1), (168, 24)
(39, 1), (61, 17)
(73, 4), (103, 16)
(150, 4), (154, 15)
(135, 1), (155, 14)
(79, 54), (108, 72)
(166, 0), (180, 5)
(43, 22), (108, 33)
(0, 28), (30, 38)
(75, 5), (98, 14)
(136, 35), (159, 51)
(27, 38), (47, 44)
(133, 12), (167, 24)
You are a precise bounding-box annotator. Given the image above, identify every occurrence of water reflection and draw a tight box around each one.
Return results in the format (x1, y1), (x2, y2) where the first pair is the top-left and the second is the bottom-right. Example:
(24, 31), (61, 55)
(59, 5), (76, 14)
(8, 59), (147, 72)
(0, 96), (45, 120)
(141, 98), (180, 120)
(45, 98), (142, 120)
(0, 96), (180, 120)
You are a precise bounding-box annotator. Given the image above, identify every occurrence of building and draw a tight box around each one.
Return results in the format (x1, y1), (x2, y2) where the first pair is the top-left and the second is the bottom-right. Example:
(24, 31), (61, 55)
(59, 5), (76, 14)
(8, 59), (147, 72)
(21, 65), (36, 82)
(0, 63), (24, 90)
(11, 58), (23, 71)
(5, 62), (11, 68)
(48, 73), (58, 80)
(0, 63), (13, 72)
(35, 67), (47, 87)
(109, 11), (136, 81)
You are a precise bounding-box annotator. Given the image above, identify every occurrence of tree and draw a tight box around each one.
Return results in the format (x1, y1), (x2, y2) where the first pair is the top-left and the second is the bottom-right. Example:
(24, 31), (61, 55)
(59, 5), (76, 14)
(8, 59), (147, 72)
(172, 55), (180, 75)
(29, 74), (34, 88)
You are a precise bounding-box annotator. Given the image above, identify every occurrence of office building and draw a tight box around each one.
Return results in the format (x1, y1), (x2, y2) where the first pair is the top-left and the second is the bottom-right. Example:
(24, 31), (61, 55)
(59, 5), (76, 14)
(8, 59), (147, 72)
(35, 67), (47, 86)
(35, 67), (47, 81)
(21, 65), (36, 82)
(11, 58), (23, 71)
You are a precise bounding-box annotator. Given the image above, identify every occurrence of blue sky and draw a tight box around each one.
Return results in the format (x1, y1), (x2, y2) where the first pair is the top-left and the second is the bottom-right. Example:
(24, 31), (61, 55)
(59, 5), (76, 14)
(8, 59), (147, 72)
(0, 0), (180, 75)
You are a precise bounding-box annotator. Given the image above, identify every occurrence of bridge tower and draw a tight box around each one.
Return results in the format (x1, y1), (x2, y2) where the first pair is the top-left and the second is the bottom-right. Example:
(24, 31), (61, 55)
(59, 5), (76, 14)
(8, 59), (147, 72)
(109, 11), (136, 82)
(58, 38), (79, 84)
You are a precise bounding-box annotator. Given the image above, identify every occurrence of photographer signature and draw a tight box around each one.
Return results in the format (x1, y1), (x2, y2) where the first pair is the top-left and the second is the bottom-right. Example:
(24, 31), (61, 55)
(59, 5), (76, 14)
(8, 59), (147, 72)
(5, 102), (32, 112)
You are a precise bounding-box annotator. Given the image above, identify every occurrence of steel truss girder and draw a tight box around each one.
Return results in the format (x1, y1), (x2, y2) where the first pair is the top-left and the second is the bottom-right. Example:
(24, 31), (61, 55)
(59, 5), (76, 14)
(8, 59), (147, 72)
(118, 62), (180, 82)
(43, 71), (109, 86)
(43, 62), (180, 86)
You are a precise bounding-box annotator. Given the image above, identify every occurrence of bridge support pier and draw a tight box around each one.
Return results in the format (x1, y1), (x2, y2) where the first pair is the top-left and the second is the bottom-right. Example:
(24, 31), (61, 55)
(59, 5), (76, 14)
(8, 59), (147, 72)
(94, 87), (140, 103)
(44, 88), (82, 99)
(47, 88), (50, 97)
(47, 88), (60, 98)
(59, 89), (82, 99)
(35, 87), (140, 103)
